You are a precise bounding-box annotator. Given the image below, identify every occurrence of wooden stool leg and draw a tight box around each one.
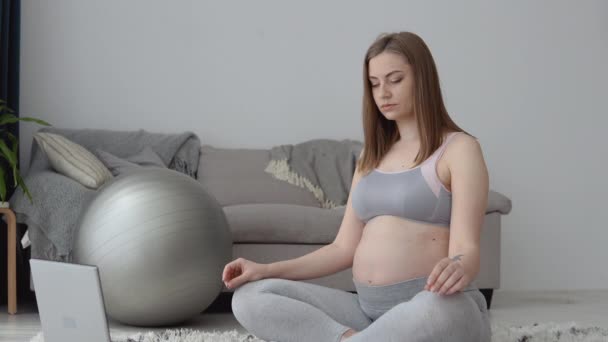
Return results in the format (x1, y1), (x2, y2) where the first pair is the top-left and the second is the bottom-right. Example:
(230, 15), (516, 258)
(1, 208), (17, 314)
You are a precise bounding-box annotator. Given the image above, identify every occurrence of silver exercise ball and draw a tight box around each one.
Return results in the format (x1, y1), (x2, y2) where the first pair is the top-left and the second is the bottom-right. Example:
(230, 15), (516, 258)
(72, 168), (232, 326)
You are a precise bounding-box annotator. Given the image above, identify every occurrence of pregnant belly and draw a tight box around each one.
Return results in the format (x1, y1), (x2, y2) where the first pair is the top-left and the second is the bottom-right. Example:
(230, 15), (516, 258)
(352, 216), (450, 286)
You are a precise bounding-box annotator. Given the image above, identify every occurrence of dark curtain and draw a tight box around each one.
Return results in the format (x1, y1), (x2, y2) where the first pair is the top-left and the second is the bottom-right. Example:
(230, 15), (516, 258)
(0, 0), (22, 305)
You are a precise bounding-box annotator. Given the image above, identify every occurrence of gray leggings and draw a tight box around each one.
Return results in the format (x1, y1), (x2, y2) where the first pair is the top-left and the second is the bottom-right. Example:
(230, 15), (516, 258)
(231, 275), (491, 342)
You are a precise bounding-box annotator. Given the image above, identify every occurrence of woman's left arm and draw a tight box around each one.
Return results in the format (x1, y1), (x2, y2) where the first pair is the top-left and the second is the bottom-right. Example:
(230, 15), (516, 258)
(424, 135), (490, 296)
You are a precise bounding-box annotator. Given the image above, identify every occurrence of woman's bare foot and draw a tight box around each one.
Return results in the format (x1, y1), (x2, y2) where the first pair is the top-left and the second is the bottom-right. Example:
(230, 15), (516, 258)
(340, 328), (358, 341)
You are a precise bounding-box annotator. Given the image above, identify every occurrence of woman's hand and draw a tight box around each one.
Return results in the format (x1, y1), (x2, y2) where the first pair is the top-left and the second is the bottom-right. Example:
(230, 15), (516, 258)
(424, 254), (470, 296)
(222, 258), (270, 290)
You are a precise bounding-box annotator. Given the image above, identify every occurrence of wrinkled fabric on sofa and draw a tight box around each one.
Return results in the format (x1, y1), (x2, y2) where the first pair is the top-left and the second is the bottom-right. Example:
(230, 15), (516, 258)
(265, 139), (363, 209)
(9, 127), (201, 262)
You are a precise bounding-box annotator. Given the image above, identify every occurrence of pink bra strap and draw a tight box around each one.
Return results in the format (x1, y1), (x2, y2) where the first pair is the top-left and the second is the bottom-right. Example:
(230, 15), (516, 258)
(421, 132), (464, 196)
(435, 132), (462, 161)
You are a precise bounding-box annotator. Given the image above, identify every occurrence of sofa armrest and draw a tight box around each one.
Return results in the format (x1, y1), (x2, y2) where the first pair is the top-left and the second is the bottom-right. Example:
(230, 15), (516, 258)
(9, 169), (97, 257)
(486, 190), (512, 215)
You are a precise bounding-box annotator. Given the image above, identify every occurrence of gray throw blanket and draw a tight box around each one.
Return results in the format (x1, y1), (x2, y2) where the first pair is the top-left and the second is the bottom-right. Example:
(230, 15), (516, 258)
(9, 127), (202, 262)
(264, 139), (363, 209)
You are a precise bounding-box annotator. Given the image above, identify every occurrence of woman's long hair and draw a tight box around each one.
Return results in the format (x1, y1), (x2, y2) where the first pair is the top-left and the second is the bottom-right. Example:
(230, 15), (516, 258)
(357, 32), (473, 174)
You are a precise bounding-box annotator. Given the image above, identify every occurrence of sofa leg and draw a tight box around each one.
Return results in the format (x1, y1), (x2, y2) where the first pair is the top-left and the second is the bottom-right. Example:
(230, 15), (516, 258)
(479, 289), (493, 310)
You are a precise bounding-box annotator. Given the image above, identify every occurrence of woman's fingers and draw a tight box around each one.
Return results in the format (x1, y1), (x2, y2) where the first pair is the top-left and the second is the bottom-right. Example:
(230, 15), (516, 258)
(223, 260), (244, 288)
(438, 270), (463, 295)
(425, 257), (451, 290)
(229, 271), (249, 289)
(222, 263), (233, 281)
(223, 261), (238, 282)
(445, 276), (467, 295)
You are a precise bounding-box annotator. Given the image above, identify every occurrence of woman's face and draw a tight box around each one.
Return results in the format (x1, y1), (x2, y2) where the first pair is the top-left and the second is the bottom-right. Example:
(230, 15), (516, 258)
(368, 52), (415, 119)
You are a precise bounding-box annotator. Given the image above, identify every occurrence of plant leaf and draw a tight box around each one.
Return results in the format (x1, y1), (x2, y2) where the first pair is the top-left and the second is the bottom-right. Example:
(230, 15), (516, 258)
(0, 115), (51, 126)
(0, 140), (17, 166)
(0, 148), (16, 171)
(0, 148), (18, 190)
(8, 132), (18, 159)
(0, 99), (15, 114)
(15, 172), (33, 204)
(0, 113), (19, 125)
(11, 163), (17, 187)
(15, 117), (52, 126)
(5, 134), (20, 186)
(0, 167), (6, 202)
(7, 132), (17, 145)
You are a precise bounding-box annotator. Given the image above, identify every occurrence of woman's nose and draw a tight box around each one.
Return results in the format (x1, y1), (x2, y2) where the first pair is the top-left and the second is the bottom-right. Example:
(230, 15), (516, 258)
(380, 85), (391, 98)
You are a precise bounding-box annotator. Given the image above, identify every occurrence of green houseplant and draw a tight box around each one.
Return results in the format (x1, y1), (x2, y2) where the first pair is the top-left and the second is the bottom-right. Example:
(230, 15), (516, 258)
(0, 99), (51, 205)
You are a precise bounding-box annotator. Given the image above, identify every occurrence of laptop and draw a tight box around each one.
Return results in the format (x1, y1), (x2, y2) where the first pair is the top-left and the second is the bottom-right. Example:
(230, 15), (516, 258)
(30, 259), (112, 342)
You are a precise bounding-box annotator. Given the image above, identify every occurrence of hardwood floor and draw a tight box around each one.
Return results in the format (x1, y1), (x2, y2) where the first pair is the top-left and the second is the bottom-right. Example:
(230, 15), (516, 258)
(1, 289), (608, 342)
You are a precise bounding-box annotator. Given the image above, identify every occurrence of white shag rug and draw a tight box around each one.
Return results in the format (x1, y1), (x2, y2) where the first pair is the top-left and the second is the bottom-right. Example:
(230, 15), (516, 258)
(30, 321), (608, 342)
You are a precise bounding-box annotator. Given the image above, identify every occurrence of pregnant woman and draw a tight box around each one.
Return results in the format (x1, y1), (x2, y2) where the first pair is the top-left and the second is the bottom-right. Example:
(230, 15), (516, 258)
(223, 31), (491, 342)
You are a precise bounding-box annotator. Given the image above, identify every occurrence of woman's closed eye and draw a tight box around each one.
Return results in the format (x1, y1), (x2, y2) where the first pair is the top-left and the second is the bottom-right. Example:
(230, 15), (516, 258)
(371, 79), (402, 87)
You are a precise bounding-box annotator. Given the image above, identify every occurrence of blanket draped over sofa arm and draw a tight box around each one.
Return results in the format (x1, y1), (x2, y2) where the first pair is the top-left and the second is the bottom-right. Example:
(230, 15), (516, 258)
(265, 138), (513, 216)
(8, 127), (202, 262)
(265, 139), (364, 209)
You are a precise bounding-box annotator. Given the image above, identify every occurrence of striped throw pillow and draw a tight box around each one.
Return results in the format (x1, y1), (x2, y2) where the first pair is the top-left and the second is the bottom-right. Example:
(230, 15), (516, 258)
(33, 132), (113, 189)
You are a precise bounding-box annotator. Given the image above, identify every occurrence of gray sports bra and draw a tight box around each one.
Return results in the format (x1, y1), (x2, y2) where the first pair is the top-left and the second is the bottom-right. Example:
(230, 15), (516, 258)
(351, 132), (466, 228)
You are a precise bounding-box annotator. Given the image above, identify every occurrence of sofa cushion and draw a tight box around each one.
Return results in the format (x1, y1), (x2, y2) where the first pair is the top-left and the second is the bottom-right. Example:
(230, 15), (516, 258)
(224, 204), (345, 244)
(33, 132), (113, 189)
(198, 145), (320, 207)
(225, 191), (511, 244)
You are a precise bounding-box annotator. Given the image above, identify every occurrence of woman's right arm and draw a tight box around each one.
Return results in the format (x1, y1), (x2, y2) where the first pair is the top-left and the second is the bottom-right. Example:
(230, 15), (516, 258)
(224, 152), (366, 288)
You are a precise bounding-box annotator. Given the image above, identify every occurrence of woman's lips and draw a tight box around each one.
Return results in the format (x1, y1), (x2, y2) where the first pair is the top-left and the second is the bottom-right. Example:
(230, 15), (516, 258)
(381, 104), (396, 110)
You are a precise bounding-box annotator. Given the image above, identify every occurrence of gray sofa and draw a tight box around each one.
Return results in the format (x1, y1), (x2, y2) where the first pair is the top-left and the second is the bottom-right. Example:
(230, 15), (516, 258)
(15, 135), (512, 313)
(197, 144), (513, 309)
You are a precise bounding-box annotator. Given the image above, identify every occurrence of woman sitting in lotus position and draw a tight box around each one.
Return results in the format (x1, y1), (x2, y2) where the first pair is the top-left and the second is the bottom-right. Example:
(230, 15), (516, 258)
(223, 31), (491, 342)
